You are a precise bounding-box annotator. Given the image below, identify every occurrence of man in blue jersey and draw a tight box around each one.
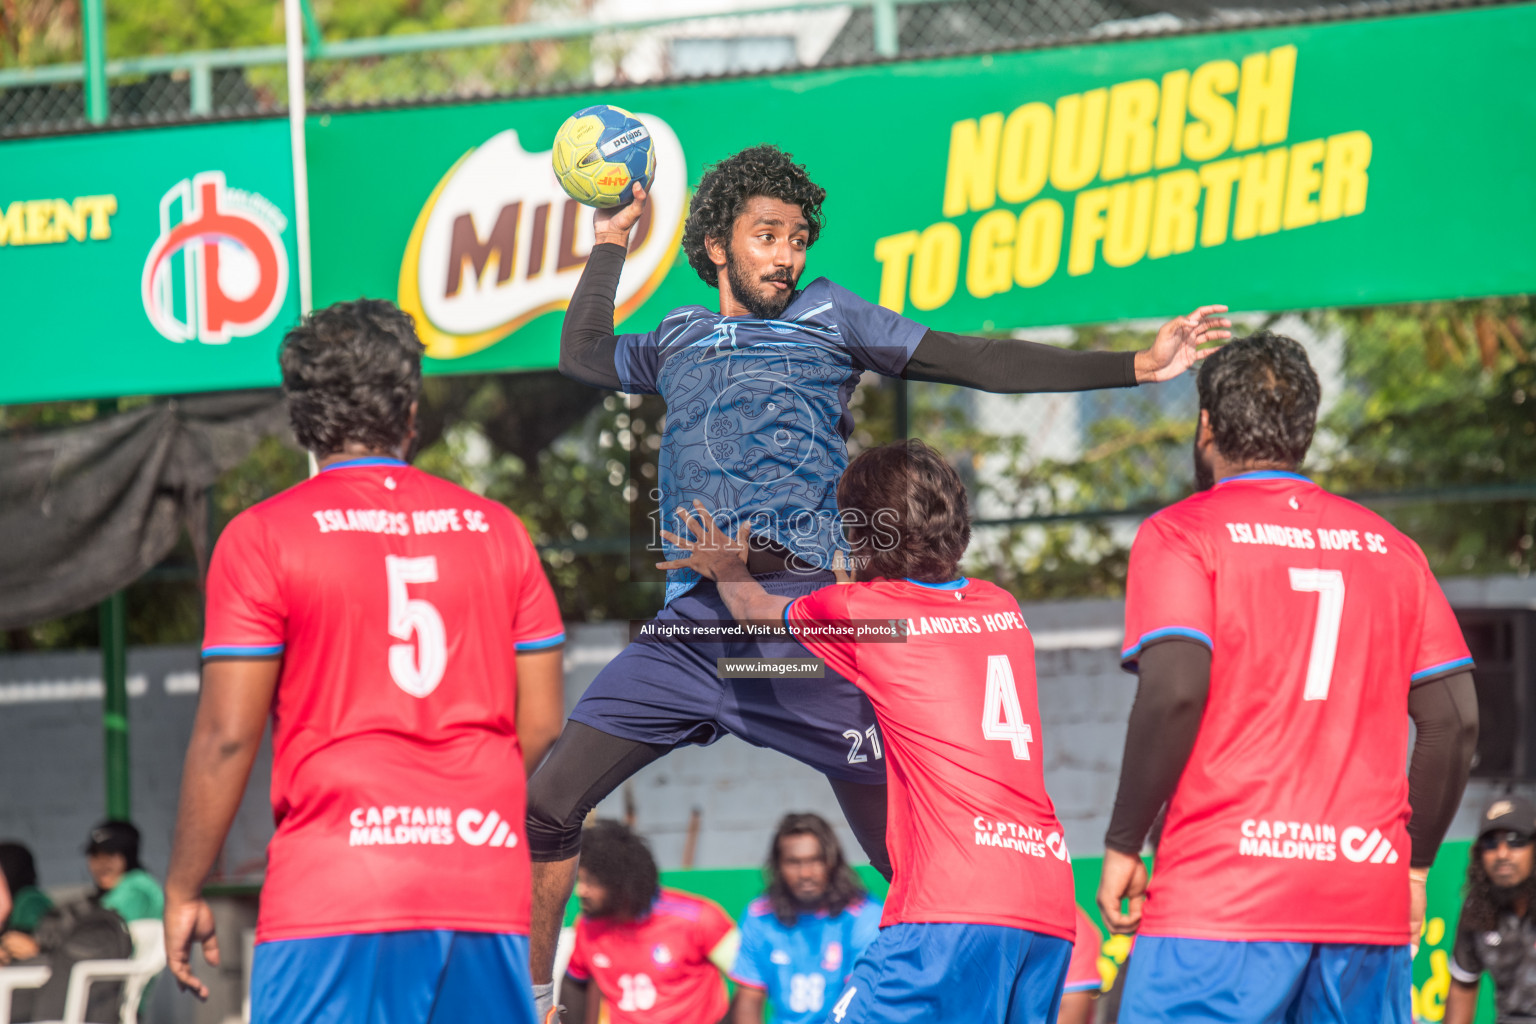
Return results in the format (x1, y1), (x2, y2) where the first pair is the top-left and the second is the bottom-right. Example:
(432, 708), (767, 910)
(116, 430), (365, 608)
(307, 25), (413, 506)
(527, 144), (1229, 1016)
(729, 813), (882, 1024)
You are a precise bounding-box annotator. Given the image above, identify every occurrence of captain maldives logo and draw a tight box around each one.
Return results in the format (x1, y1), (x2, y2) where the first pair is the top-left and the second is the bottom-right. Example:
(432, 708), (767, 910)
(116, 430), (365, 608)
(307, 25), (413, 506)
(141, 171), (290, 345)
(398, 115), (686, 361)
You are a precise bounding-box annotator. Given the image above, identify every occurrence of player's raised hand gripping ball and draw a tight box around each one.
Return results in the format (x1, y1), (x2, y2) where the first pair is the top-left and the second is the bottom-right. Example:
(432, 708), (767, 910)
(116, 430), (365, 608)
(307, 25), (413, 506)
(551, 104), (656, 209)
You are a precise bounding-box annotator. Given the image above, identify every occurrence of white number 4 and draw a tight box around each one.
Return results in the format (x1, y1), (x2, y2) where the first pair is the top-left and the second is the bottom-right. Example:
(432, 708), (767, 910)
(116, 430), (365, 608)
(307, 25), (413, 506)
(386, 555), (446, 698)
(1289, 568), (1345, 701)
(831, 986), (857, 1023)
(982, 654), (1033, 759)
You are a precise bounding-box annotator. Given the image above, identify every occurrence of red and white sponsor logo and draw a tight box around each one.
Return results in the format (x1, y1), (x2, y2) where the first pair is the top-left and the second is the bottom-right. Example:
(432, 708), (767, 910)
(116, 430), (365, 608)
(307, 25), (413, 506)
(141, 170), (289, 345)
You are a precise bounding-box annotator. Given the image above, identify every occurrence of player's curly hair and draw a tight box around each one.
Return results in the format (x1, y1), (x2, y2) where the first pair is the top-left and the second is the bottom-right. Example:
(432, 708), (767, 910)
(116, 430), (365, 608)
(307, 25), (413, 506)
(1196, 330), (1319, 469)
(682, 145), (826, 287)
(581, 819), (660, 922)
(1461, 843), (1536, 933)
(280, 299), (424, 456)
(764, 813), (867, 927)
(837, 439), (971, 584)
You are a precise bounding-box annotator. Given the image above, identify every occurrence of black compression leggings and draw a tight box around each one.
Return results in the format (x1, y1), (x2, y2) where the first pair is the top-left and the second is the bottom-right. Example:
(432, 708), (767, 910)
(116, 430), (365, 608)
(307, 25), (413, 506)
(525, 720), (893, 880)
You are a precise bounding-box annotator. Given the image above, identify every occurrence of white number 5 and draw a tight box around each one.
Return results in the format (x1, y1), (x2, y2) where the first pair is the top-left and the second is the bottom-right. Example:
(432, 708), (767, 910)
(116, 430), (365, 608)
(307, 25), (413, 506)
(386, 555), (446, 697)
(1289, 567), (1345, 701)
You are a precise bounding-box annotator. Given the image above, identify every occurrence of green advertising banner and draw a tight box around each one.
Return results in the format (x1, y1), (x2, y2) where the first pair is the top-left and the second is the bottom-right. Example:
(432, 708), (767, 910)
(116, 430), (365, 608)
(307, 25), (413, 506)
(1, 120), (300, 404)
(309, 3), (1536, 379)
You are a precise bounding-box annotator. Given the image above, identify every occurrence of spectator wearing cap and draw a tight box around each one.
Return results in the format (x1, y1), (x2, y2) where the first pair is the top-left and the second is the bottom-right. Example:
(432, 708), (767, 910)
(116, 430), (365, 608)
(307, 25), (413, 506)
(1448, 795), (1536, 1024)
(85, 821), (163, 925)
(0, 842), (55, 964)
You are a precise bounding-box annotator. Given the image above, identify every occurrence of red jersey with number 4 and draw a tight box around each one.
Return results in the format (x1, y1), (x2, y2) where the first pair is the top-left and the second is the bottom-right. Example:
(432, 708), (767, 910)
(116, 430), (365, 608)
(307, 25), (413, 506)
(1122, 472), (1472, 945)
(201, 458), (564, 942)
(566, 889), (733, 1024)
(787, 578), (1076, 940)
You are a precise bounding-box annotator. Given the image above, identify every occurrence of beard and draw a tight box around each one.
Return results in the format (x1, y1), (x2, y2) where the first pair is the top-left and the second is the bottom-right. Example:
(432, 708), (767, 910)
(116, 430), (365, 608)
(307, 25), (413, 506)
(1193, 431), (1216, 492)
(1492, 870), (1536, 910)
(726, 248), (797, 319)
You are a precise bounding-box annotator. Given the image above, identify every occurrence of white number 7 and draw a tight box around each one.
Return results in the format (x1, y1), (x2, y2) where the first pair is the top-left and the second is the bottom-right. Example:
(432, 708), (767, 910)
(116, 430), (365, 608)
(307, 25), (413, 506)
(1288, 568), (1345, 701)
(386, 555), (446, 698)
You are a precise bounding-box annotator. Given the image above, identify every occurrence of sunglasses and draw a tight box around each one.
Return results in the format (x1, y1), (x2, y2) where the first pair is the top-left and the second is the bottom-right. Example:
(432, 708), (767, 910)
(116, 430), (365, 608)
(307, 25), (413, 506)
(1479, 830), (1535, 852)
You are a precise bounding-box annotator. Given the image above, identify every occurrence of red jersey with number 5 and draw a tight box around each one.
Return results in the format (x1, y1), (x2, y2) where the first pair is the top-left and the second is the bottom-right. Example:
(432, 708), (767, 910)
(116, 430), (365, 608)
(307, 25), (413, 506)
(566, 889), (733, 1024)
(201, 458), (564, 942)
(787, 578), (1075, 940)
(1121, 471), (1471, 944)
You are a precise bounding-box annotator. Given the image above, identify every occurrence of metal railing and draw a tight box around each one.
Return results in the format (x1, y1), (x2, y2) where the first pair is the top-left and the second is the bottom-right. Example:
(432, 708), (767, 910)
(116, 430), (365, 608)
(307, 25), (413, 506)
(1, 0), (1505, 136)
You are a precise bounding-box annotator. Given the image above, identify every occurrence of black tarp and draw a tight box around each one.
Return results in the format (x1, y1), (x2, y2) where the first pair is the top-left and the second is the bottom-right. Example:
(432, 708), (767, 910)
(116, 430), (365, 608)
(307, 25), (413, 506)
(0, 391), (288, 629)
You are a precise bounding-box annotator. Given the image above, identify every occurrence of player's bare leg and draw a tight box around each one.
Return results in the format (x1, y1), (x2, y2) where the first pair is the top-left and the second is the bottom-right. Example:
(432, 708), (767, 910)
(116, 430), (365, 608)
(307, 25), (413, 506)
(530, 857), (578, 985)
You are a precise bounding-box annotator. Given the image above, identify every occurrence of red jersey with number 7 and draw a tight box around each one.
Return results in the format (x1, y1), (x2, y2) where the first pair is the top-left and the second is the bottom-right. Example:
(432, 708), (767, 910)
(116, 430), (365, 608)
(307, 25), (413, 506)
(201, 457), (564, 942)
(787, 578), (1076, 940)
(1121, 471), (1471, 945)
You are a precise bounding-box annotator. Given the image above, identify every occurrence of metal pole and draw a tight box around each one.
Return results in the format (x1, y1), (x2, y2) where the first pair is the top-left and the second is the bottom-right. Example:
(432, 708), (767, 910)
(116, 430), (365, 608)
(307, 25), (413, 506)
(189, 59), (212, 116)
(894, 379), (909, 440)
(284, 0), (314, 315)
(81, 0), (108, 124)
(96, 398), (130, 819)
(872, 0), (899, 58)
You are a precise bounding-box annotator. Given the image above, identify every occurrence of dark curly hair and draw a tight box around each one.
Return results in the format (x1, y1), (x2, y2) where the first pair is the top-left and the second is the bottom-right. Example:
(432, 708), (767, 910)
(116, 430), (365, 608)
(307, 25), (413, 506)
(279, 299), (424, 456)
(682, 145), (826, 287)
(1196, 330), (1319, 470)
(581, 819), (660, 922)
(837, 439), (970, 583)
(764, 813), (867, 927)
(1461, 844), (1536, 933)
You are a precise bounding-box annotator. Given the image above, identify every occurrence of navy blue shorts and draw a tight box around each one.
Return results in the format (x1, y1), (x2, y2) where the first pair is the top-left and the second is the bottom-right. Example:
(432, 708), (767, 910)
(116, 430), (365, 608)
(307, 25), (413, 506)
(568, 571), (885, 783)
(1120, 936), (1411, 1024)
(827, 923), (1071, 1024)
(251, 930), (534, 1024)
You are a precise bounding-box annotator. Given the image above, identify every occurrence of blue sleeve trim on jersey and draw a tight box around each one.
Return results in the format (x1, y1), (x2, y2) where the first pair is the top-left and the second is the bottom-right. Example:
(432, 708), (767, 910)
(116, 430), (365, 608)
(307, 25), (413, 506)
(202, 644), (284, 658)
(1120, 626), (1213, 661)
(514, 632), (566, 652)
(727, 973), (768, 990)
(783, 600), (817, 656)
(1064, 981), (1103, 993)
(1411, 656), (1474, 682)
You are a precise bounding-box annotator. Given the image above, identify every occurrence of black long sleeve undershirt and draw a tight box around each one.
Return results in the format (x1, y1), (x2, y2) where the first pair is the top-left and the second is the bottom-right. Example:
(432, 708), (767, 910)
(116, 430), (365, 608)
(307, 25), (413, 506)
(559, 244), (1140, 394)
(1104, 640), (1479, 869)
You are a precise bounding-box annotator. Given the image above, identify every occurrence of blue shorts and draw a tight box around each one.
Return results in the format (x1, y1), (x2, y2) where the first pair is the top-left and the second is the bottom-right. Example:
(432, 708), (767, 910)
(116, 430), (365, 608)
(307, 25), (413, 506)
(251, 930), (535, 1024)
(1120, 936), (1411, 1024)
(827, 923), (1071, 1024)
(568, 571), (885, 783)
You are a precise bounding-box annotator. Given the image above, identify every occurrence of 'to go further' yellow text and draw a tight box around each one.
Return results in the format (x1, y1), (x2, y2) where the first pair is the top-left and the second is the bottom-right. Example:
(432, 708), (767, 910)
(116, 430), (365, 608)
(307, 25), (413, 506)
(873, 46), (1372, 313)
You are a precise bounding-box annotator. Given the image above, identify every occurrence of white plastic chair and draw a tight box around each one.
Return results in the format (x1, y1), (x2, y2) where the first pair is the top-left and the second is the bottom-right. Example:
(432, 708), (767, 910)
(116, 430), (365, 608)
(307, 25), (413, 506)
(40, 919), (166, 1024)
(0, 963), (52, 1023)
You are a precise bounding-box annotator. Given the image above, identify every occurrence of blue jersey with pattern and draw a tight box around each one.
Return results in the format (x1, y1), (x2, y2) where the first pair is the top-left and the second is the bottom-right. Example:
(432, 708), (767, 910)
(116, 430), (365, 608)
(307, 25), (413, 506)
(729, 895), (883, 1024)
(613, 278), (926, 603)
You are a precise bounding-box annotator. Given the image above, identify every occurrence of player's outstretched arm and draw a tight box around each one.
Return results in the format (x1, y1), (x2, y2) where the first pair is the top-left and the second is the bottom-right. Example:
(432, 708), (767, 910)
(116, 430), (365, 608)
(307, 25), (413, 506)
(558, 186), (649, 391)
(657, 501), (792, 623)
(164, 657), (278, 999)
(901, 305), (1230, 394)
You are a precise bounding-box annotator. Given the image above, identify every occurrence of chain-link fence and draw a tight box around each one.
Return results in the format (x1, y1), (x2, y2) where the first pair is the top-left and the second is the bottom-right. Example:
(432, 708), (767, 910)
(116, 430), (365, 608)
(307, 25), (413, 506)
(0, 0), (1509, 135)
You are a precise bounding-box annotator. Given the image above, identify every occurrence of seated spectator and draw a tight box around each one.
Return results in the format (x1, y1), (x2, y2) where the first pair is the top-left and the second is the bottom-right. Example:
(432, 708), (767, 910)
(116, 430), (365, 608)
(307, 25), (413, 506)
(561, 820), (736, 1023)
(1059, 906), (1105, 1024)
(0, 842), (54, 964)
(729, 813), (881, 1024)
(84, 822), (162, 924)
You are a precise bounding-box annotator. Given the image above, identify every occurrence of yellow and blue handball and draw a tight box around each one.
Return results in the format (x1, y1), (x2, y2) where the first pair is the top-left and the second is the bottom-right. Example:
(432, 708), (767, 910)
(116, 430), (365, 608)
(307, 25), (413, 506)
(551, 104), (656, 209)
